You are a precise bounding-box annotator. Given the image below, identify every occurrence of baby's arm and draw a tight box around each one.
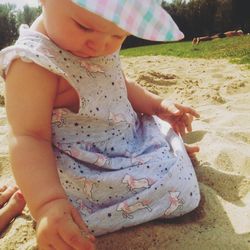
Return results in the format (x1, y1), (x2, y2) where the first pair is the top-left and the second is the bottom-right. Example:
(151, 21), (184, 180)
(5, 60), (95, 249)
(124, 74), (200, 155)
(124, 74), (199, 134)
(124, 74), (163, 115)
(5, 59), (65, 219)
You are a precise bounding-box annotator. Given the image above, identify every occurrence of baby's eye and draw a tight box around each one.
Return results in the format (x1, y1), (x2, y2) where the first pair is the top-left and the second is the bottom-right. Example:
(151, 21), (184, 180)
(77, 22), (93, 32)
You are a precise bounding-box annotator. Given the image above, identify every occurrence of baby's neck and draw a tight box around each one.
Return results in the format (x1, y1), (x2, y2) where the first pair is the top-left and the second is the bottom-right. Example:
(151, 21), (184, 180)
(30, 15), (48, 37)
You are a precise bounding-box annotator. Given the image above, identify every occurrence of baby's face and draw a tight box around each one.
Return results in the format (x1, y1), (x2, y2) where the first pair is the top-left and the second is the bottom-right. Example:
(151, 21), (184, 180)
(41, 0), (129, 57)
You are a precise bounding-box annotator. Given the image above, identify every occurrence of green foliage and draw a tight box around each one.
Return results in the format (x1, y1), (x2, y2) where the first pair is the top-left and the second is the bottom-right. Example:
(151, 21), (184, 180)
(162, 0), (249, 40)
(0, 4), (41, 50)
(0, 4), (18, 50)
(16, 5), (42, 27)
(121, 36), (250, 67)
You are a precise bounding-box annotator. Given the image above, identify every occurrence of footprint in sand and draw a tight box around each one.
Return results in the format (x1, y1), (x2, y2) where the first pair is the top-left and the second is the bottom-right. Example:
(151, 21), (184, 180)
(212, 93), (226, 104)
(137, 71), (178, 86)
(226, 80), (250, 95)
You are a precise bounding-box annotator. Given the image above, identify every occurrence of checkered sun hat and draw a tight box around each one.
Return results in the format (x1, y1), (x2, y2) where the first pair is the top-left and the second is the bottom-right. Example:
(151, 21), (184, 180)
(72, 0), (184, 41)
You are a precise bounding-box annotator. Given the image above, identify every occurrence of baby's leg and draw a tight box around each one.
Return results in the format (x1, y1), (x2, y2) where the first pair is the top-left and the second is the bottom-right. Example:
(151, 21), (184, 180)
(0, 185), (26, 233)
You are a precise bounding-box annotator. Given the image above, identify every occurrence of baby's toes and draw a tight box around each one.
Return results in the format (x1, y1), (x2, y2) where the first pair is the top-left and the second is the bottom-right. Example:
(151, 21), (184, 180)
(0, 185), (7, 192)
(5, 191), (26, 217)
(0, 186), (19, 208)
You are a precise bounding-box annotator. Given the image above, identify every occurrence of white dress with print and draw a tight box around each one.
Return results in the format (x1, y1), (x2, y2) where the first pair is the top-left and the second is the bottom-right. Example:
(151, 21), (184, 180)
(0, 25), (200, 236)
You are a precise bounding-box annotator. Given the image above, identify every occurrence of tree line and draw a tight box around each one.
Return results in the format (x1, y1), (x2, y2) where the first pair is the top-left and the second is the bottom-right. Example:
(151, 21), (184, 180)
(0, 0), (249, 50)
(164, 0), (250, 40)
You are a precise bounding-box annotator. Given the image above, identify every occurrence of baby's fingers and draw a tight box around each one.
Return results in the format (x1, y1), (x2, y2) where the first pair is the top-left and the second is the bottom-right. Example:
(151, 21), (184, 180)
(174, 103), (200, 118)
(178, 123), (187, 137)
(37, 227), (72, 250)
(58, 219), (95, 250)
(45, 237), (72, 250)
(183, 114), (193, 133)
(71, 207), (95, 242)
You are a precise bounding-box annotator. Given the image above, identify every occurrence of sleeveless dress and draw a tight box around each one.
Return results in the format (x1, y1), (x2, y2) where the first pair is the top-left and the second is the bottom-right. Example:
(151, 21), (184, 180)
(0, 25), (200, 236)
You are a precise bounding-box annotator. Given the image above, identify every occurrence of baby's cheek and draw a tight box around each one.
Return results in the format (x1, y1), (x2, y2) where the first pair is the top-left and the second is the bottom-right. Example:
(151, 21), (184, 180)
(109, 40), (123, 53)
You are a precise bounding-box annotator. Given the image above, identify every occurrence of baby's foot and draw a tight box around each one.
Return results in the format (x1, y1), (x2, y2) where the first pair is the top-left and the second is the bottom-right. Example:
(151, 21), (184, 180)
(3, 190), (26, 216)
(0, 187), (26, 232)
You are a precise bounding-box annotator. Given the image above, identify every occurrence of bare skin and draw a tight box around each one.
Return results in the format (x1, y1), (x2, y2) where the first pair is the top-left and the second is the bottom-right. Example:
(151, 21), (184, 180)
(0, 185), (26, 233)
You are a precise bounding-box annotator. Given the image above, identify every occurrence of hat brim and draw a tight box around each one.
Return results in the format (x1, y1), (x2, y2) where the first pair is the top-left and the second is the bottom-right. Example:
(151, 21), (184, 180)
(72, 0), (184, 41)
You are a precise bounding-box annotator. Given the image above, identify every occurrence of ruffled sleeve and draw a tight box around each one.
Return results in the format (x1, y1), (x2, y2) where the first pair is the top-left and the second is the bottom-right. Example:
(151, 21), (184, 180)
(0, 25), (67, 79)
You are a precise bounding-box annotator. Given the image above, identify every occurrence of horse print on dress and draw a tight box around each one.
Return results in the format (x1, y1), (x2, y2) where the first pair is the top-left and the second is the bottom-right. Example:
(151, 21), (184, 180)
(75, 198), (93, 215)
(122, 174), (155, 192)
(164, 191), (184, 216)
(116, 200), (152, 219)
(74, 176), (96, 202)
(54, 142), (72, 156)
(52, 109), (68, 128)
(109, 112), (127, 124)
(80, 60), (106, 77)
(70, 146), (111, 168)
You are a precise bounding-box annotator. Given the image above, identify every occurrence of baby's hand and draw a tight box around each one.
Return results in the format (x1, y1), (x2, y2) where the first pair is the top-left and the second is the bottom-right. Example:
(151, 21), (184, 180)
(156, 100), (200, 136)
(35, 198), (95, 250)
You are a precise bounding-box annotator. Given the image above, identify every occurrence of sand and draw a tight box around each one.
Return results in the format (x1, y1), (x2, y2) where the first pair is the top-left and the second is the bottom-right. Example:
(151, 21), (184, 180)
(0, 56), (249, 250)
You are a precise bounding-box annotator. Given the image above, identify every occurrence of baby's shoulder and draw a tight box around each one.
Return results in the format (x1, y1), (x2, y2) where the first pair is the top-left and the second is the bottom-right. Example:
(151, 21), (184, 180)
(6, 58), (58, 81)
(5, 59), (59, 105)
(4, 59), (60, 139)
(6, 59), (59, 88)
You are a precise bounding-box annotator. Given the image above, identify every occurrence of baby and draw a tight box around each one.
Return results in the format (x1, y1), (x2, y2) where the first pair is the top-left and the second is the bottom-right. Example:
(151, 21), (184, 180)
(0, 0), (200, 249)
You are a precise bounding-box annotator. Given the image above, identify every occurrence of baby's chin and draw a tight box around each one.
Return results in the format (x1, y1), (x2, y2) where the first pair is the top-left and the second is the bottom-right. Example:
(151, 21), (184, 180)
(71, 50), (113, 58)
(71, 51), (92, 58)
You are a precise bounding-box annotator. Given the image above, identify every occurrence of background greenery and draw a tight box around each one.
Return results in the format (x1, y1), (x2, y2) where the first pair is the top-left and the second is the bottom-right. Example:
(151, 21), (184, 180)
(121, 35), (250, 68)
(0, 3), (41, 50)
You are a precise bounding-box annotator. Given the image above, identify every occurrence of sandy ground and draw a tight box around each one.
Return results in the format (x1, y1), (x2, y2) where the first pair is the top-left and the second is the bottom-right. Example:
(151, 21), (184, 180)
(0, 56), (250, 250)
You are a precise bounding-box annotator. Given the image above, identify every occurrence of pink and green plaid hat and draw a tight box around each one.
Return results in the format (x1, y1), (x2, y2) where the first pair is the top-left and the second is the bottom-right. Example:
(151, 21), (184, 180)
(72, 0), (184, 41)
